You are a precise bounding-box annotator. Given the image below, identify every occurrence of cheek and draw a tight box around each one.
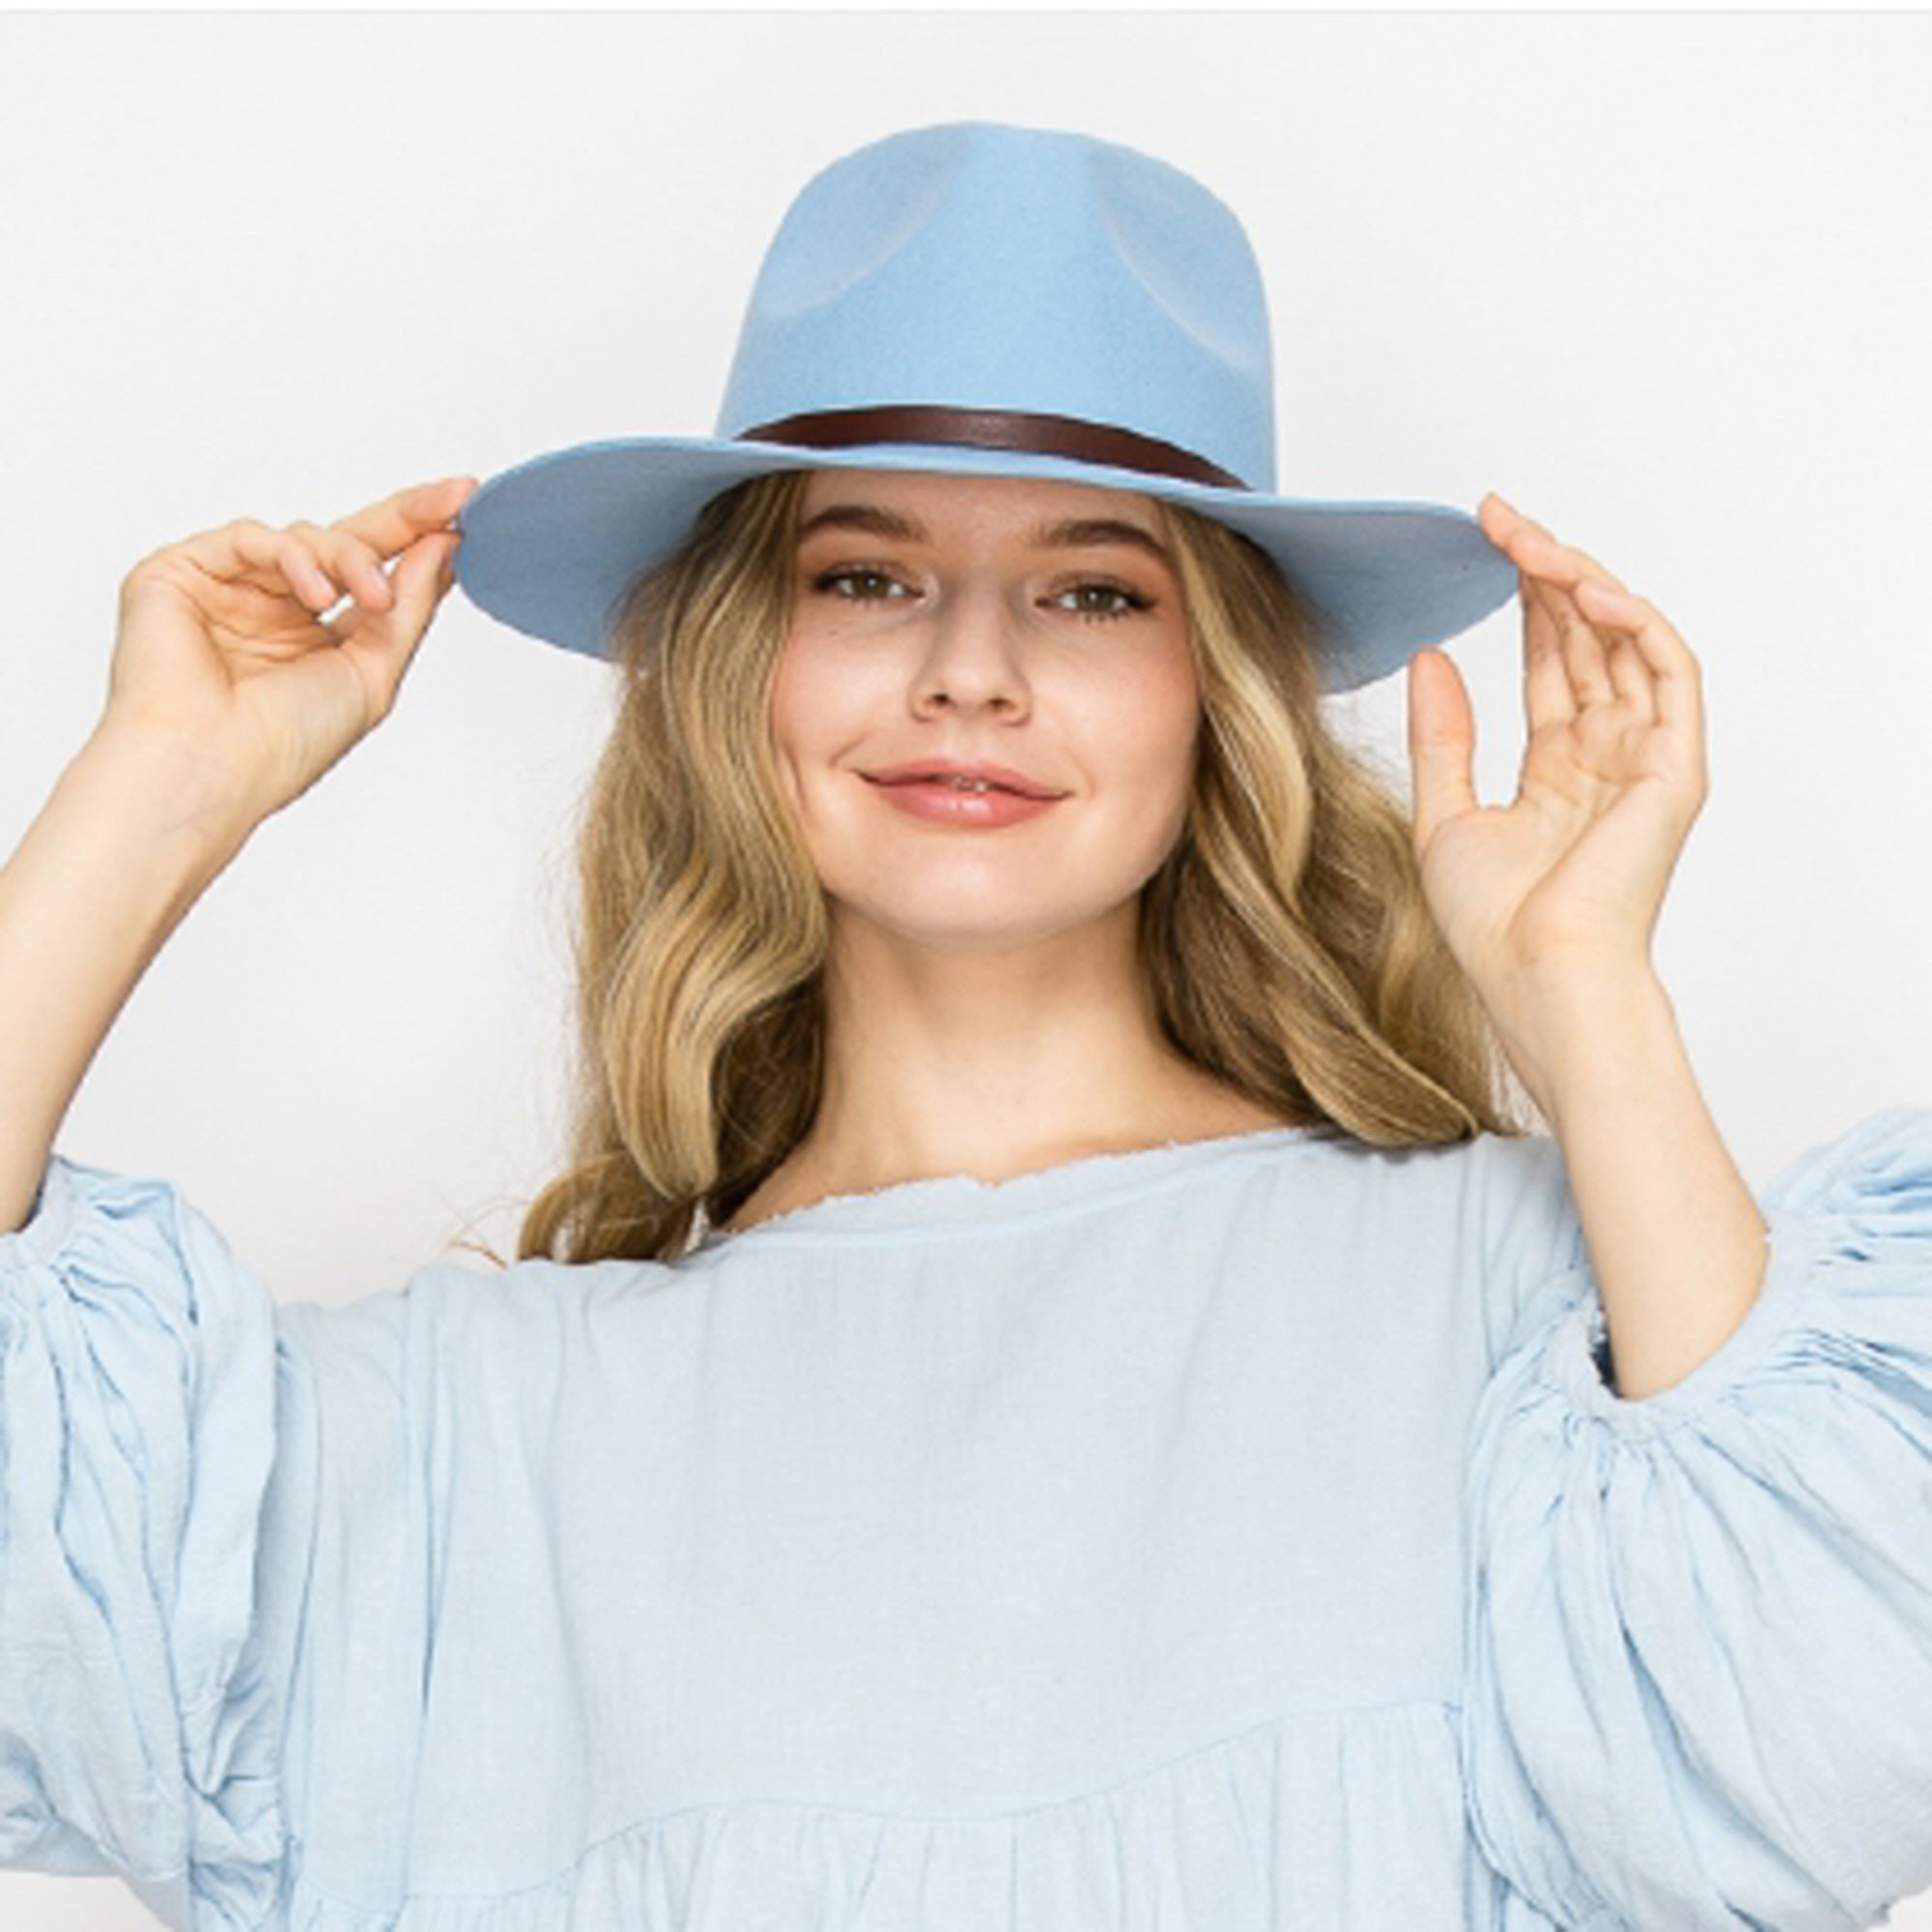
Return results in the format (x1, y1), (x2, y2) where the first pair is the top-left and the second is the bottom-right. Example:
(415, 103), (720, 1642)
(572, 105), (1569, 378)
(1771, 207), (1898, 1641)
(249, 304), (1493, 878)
(770, 620), (838, 729)
(1100, 649), (1200, 790)
(766, 636), (817, 825)
(768, 631), (870, 825)
(1112, 649), (1203, 855)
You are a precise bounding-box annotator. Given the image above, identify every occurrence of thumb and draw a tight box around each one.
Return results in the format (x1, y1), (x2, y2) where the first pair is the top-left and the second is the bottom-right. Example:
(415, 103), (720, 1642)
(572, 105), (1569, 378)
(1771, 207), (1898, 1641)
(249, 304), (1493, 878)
(1406, 646), (1478, 854)
(336, 529), (461, 714)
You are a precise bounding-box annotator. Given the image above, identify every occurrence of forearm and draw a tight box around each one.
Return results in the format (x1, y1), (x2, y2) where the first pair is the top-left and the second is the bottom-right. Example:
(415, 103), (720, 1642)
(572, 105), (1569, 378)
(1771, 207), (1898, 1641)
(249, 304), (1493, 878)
(0, 719), (255, 1235)
(1502, 961), (1770, 1403)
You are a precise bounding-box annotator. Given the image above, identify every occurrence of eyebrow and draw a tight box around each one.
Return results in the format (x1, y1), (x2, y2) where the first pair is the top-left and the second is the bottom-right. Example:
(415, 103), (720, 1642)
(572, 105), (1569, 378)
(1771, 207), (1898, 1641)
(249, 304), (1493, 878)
(796, 501), (1174, 571)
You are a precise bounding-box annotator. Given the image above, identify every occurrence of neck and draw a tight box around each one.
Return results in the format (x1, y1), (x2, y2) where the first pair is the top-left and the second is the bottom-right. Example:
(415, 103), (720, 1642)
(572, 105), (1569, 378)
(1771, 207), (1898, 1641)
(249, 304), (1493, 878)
(750, 905), (1299, 1212)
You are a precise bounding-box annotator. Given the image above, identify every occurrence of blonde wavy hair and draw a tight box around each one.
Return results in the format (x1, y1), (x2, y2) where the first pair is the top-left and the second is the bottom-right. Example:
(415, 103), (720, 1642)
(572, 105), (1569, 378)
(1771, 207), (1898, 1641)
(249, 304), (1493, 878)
(505, 468), (1538, 1267)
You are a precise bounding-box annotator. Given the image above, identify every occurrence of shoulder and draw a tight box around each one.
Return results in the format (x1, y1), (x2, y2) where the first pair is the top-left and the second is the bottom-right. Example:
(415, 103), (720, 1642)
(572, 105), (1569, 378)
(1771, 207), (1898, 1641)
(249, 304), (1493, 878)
(1249, 1124), (1577, 1332)
(1260, 1120), (1528, 1223)
(273, 1249), (685, 1406)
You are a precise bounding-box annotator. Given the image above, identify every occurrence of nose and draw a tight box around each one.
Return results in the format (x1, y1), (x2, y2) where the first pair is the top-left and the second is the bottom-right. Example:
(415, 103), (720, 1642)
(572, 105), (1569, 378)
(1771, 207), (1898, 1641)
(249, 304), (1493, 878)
(910, 580), (1032, 716)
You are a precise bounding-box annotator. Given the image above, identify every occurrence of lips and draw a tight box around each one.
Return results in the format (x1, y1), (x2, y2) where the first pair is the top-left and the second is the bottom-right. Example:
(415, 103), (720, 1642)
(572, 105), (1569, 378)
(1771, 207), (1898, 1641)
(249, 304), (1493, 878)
(881, 776), (1025, 796)
(861, 760), (1065, 799)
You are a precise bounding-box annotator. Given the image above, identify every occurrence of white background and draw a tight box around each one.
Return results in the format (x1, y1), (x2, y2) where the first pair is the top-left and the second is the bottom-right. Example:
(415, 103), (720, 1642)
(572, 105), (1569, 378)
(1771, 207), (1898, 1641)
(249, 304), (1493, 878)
(1, 8), (1928, 1927)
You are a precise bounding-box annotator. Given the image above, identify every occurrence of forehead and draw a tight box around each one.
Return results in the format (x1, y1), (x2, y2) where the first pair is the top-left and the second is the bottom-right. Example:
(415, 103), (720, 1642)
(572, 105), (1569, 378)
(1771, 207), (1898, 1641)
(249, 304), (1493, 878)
(794, 465), (1164, 536)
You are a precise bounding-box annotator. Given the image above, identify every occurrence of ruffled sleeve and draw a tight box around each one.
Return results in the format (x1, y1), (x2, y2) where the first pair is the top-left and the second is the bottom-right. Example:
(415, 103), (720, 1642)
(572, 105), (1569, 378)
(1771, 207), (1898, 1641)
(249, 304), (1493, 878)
(1458, 1107), (1932, 1931)
(0, 1153), (304, 1930)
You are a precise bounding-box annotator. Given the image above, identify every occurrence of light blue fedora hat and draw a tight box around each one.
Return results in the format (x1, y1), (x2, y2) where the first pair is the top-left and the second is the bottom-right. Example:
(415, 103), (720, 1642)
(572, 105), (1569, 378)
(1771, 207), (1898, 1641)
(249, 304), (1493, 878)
(452, 119), (1517, 695)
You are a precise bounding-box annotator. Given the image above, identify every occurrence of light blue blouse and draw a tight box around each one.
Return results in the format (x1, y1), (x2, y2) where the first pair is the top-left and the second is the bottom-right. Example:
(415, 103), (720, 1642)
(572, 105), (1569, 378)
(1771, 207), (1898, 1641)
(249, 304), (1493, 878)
(3, 1111), (1931, 1931)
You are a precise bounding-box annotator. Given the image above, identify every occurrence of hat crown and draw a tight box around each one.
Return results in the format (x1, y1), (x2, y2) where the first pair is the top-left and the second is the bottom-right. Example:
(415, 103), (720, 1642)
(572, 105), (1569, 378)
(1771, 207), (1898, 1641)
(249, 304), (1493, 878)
(715, 121), (1278, 493)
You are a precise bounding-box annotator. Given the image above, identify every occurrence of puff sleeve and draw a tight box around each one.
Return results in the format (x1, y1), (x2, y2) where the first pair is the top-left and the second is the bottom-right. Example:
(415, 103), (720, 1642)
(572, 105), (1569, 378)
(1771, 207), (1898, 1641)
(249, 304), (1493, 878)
(0, 1153), (306, 1930)
(1458, 1108), (1932, 1931)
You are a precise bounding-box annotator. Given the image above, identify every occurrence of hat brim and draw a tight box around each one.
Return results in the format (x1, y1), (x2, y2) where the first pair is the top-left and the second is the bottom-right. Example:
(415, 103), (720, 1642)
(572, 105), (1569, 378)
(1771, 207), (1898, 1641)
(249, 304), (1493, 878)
(451, 433), (1518, 696)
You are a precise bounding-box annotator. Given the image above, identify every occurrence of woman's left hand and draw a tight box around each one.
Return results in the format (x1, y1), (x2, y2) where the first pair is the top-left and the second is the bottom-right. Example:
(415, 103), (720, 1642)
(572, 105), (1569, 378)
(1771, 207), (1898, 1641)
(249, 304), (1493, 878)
(1406, 494), (1709, 1034)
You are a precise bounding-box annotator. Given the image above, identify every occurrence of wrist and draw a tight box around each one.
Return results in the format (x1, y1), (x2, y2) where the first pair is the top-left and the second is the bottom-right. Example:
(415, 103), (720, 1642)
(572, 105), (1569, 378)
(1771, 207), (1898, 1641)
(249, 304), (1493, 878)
(82, 708), (267, 824)
(69, 714), (263, 891)
(1491, 953), (1677, 1130)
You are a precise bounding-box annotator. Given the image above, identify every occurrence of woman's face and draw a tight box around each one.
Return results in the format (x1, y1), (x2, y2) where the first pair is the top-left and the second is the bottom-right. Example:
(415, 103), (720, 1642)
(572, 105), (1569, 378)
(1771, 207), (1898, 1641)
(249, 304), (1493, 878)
(770, 466), (1200, 954)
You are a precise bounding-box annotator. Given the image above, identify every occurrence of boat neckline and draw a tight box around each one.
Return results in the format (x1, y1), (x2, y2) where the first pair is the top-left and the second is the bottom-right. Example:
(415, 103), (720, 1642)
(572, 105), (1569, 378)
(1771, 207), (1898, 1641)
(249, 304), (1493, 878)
(690, 1122), (1341, 1250)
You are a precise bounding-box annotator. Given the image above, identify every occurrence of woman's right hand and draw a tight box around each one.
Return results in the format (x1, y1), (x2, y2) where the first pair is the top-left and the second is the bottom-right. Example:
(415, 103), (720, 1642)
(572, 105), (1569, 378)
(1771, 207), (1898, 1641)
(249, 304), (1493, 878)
(102, 474), (478, 832)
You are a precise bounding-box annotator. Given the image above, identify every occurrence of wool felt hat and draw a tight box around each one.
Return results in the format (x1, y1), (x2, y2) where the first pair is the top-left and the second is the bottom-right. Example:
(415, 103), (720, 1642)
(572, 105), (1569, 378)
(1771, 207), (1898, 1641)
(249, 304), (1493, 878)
(450, 119), (1518, 695)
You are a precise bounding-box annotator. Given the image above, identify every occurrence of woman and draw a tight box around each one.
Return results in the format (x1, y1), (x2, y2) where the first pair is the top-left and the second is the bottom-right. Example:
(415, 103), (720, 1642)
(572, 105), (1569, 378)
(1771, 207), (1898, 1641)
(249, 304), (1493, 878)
(3, 119), (1930, 1931)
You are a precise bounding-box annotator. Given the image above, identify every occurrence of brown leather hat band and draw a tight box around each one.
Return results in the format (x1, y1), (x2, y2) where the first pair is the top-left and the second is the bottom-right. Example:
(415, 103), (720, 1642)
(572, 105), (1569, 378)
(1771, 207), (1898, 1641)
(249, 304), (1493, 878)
(734, 404), (1248, 493)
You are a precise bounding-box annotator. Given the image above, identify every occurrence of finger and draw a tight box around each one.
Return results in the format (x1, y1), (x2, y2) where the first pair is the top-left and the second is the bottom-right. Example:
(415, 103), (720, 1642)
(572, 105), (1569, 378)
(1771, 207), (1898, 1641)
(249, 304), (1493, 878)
(1406, 645), (1479, 853)
(164, 481), (475, 606)
(177, 519), (383, 616)
(1576, 577), (1700, 733)
(329, 475), (480, 562)
(1520, 566), (1577, 728)
(1525, 569), (1615, 709)
(287, 519), (394, 612)
(264, 529), (341, 611)
(332, 528), (462, 712)
(245, 527), (388, 616)
(1598, 623), (1656, 722)
(166, 518), (384, 614)
(1484, 497), (1671, 721)
(1480, 494), (1631, 596)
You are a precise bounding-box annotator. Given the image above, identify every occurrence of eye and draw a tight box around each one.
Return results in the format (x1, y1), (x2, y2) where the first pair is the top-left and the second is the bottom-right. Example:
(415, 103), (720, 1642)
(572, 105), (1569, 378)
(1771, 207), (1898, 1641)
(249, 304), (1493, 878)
(1051, 581), (1154, 623)
(806, 567), (1155, 623)
(810, 566), (910, 603)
